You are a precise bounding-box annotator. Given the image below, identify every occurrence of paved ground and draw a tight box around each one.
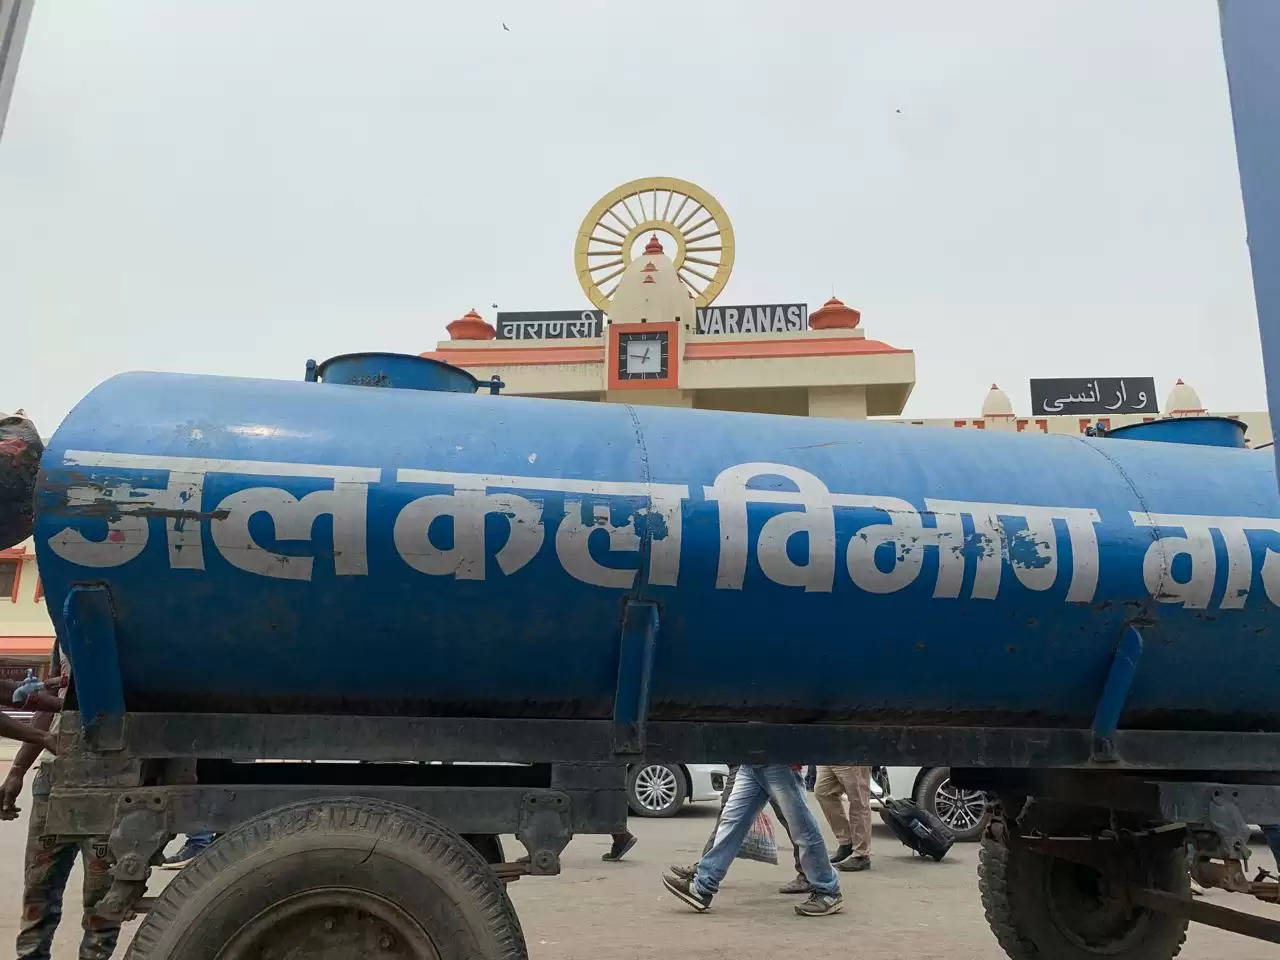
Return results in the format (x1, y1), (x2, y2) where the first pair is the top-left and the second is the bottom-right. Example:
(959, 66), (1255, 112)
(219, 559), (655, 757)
(0, 767), (1276, 960)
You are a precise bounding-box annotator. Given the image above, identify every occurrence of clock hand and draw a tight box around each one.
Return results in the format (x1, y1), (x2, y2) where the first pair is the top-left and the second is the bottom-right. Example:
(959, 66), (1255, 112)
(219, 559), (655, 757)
(641, 348), (651, 362)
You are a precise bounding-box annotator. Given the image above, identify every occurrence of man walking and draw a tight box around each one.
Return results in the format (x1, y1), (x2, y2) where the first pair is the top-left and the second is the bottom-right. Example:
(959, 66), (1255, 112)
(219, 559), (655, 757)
(815, 764), (872, 871)
(660, 763), (842, 917)
(1, 640), (120, 960)
(671, 764), (811, 894)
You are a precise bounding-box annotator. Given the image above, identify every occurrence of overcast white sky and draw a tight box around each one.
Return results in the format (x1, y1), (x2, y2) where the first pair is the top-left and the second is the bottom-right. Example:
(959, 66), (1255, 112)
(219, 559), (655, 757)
(0, 1), (1264, 431)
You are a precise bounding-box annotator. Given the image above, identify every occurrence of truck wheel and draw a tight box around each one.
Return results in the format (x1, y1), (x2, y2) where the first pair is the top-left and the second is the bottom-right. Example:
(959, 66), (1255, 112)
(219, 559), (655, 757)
(626, 763), (688, 817)
(917, 767), (989, 842)
(126, 798), (526, 960)
(978, 830), (1188, 960)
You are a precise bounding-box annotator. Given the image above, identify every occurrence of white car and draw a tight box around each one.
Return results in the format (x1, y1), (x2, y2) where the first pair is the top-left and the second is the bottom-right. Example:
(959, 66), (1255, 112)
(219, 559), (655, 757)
(626, 762), (729, 817)
(873, 766), (991, 842)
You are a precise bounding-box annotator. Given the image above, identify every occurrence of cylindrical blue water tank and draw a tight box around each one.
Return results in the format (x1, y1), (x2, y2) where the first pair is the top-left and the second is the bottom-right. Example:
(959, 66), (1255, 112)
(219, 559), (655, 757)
(32, 371), (1280, 731)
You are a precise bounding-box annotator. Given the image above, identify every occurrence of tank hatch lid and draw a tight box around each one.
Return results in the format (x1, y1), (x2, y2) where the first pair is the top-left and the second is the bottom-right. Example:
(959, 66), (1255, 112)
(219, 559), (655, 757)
(1102, 416), (1248, 448)
(307, 352), (479, 394)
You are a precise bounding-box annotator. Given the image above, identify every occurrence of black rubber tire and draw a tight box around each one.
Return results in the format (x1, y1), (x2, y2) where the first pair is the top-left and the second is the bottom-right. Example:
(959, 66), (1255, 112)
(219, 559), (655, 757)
(916, 766), (990, 842)
(626, 763), (688, 818)
(978, 829), (1188, 960)
(125, 798), (526, 960)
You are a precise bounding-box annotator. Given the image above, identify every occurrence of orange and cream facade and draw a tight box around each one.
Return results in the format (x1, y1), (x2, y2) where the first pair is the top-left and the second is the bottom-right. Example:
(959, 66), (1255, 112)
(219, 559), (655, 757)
(0, 538), (49, 673)
(424, 178), (917, 419)
(893, 380), (1271, 446)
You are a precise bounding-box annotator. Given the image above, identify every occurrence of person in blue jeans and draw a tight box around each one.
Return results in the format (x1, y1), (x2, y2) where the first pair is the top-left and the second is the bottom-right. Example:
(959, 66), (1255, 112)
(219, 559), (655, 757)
(161, 832), (218, 869)
(661, 763), (842, 917)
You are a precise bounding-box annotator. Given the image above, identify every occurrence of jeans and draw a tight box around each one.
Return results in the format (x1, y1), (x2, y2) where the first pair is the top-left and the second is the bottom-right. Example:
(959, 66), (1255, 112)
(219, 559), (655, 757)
(702, 765), (803, 877)
(185, 832), (216, 849)
(1261, 824), (1280, 871)
(694, 763), (839, 899)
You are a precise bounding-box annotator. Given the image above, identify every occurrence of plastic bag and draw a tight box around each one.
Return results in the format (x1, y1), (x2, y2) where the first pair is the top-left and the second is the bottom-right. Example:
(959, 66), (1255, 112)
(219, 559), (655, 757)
(0, 413), (42, 551)
(736, 810), (778, 864)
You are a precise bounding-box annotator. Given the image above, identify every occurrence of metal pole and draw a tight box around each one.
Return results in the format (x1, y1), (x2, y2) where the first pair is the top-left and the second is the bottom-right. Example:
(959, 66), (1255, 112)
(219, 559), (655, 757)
(1219, 1), (1280, 472)
(0, 0), (35, 142)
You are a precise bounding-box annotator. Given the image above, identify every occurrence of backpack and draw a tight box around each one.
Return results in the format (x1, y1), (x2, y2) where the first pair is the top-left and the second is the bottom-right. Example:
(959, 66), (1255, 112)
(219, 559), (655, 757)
(878, 796), (955, 861)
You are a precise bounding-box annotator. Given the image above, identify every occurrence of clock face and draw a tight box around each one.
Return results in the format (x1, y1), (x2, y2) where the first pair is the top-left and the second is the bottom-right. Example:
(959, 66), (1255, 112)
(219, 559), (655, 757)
(618, 331), (669, 380)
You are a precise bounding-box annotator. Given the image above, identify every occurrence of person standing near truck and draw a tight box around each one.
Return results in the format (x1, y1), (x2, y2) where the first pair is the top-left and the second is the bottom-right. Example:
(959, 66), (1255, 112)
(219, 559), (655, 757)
(814, 764), (872, 871)
(0, 640), (120, 960)
(660, 763), (842, 917)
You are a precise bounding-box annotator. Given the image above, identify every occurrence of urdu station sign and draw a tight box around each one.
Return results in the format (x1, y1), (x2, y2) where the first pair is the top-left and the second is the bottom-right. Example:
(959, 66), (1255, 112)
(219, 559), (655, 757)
(1030, 377), (1159, 416)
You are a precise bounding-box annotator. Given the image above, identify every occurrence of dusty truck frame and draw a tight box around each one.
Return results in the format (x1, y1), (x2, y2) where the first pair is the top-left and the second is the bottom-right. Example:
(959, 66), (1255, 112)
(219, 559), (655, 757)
(39, 691), (1280, 956)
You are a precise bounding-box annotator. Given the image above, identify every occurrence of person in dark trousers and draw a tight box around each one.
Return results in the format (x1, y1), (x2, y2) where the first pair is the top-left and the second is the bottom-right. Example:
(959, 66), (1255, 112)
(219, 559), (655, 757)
(1, 641), (120, 960)
(671, 763), (812, 893)
(602, 830), (637, 862)
(661, 763), (842, 917)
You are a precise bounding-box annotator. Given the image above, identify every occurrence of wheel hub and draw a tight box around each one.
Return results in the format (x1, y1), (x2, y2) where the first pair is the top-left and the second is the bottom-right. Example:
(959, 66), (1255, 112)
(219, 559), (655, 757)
(218, 888), (441, 960)
(933, 779), (989, 832)
(1045, 859), (1151, 953)
(635, 765), (679, 812)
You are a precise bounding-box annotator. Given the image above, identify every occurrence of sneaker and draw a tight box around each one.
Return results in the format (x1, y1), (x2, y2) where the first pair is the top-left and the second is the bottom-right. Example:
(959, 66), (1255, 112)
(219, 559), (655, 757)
(602, 832), (637, 862)
(829, 843), (853, 863)
(795, 891), (844, 917)
(778, 874), (813, 894)
(662, 873), (711, 912)
(669, 863), (697, 881)
(836, 855), (870, 872)
(160, 840), (209, 870)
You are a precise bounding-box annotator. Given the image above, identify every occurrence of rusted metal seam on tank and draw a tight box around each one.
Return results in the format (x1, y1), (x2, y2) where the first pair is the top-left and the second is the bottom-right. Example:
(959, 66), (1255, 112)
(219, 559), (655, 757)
(622, 404), (656, 599)
(1071, 435), (1164, 625)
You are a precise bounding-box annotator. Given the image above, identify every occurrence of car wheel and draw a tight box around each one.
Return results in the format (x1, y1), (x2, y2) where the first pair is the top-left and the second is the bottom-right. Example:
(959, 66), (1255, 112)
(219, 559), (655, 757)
(917, 766), (990, 842)
(627, 763), (688, 817)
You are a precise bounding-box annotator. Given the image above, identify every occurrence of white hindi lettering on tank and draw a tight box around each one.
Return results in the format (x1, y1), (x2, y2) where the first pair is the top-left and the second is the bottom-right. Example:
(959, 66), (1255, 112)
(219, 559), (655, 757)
(556, 502), (641, 589)
(1130, 512), (1280, 609)
(703, 463), (1101, 600)
(703, 463), (836, 592)
(925, 501), (1102, 602)
(49, 451), (377, 580)
(840, 494), (927, 594)
(394, 469), (687, 587)
(392, 480), (545, 581)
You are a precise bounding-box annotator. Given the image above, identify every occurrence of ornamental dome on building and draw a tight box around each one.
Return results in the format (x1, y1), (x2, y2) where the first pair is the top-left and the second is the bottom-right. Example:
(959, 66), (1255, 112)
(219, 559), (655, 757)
(1165, 378), (1205, 417)
(981, 383), (1015, 418)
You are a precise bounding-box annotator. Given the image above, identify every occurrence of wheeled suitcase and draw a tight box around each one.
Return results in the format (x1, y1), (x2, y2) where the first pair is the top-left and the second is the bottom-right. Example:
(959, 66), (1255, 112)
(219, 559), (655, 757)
(878, 796), (955, 861)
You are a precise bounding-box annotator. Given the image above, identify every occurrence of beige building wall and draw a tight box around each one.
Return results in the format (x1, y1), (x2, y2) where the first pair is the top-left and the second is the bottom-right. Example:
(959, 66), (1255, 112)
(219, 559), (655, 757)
(0, 539), (53, 664)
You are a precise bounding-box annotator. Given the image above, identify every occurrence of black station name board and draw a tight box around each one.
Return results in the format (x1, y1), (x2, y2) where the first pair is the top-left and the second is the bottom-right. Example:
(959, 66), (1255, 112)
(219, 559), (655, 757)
(496, 310), (604, 340)
(1030, 377), (1159, 416)
(695, 303), (808, 336)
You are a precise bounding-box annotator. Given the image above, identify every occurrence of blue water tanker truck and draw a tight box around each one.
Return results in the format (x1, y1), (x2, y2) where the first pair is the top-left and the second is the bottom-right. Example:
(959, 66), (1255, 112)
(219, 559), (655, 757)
(7, 352), (1280, 958)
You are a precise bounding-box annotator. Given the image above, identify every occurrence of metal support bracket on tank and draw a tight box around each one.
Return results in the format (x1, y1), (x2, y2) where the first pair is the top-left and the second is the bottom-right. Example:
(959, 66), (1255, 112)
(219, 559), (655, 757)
(612, 601), (659, 756)
(1090, 625), (1144, 764)
(61, 585), (126, 751)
